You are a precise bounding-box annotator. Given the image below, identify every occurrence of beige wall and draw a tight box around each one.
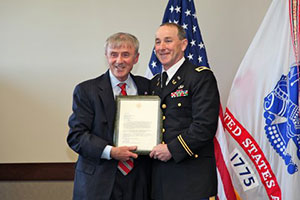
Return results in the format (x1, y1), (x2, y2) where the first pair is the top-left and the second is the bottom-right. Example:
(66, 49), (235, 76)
(0, 0), (271, 163)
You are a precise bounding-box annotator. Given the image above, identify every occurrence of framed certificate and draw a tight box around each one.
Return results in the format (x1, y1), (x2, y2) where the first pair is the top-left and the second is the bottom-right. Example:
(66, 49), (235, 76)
(114, 95), (162, 155)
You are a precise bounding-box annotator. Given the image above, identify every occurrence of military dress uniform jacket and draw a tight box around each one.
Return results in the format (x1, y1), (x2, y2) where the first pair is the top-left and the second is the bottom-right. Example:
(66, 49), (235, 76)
(150, 60), (220, 200)
(67, 71), (151, 200)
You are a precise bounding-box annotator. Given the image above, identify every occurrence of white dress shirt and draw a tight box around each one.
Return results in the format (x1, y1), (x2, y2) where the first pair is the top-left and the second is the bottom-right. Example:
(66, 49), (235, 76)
(161, 57), (185, 86)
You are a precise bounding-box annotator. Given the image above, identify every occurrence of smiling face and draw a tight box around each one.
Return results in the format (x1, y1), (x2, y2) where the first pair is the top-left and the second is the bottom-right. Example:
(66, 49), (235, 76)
(106, 43), (139, 82)
(154, 25), (188, 71)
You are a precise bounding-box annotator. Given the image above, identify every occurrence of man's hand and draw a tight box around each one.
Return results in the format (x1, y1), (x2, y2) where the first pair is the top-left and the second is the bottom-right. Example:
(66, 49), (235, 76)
(110, 146), (138, 161)
(149, 144), (172, 162)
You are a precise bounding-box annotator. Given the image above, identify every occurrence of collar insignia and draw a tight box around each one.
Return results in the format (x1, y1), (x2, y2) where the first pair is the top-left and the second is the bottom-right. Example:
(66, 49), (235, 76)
(178, 85), (184, 89)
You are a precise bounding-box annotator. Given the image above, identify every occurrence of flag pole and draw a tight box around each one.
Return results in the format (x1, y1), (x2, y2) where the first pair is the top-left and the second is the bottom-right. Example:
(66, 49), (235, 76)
(289, 0), (300, 107)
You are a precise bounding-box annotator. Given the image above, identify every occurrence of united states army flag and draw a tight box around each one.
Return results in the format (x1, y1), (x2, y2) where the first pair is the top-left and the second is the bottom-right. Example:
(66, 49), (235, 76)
(224, 0), (300, 199)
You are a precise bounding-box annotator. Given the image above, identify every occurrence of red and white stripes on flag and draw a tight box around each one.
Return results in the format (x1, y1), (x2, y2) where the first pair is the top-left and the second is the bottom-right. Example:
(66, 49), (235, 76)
(224, 0), (300, 199)
(214, 106), (238, 200)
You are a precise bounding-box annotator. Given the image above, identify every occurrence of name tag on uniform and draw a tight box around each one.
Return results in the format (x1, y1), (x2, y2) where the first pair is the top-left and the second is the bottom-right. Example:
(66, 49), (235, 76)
(171, 89), (188, 98)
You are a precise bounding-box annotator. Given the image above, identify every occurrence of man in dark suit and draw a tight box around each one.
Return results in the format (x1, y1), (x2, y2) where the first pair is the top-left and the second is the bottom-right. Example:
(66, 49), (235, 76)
(67, 32), (151, 200)
(149, 23), (220, 200)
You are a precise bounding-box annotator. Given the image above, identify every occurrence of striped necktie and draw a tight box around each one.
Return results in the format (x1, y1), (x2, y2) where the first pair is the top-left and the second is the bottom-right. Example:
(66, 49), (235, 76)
(117, 83), (134, 175)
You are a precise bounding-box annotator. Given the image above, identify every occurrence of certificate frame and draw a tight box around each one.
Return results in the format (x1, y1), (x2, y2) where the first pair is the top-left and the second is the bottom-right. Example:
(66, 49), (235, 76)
(114, 95), (162, 155)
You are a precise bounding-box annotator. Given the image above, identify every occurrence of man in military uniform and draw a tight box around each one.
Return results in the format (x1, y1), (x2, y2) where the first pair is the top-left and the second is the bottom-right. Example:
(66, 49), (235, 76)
(149, 23), (220, 200)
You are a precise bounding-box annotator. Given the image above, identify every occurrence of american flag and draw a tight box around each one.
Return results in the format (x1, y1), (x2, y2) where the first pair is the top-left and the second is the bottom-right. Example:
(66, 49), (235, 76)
(148, 0), (209, 76)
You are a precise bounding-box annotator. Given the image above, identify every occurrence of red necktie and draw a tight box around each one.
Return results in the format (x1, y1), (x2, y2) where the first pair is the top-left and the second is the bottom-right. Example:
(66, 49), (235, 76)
(117, 83), (134, 175)
(118, 83), (127, 96)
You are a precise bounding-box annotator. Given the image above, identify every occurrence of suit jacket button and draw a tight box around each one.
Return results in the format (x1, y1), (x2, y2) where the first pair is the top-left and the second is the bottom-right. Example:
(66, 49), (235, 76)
(162, 104), (167, 109)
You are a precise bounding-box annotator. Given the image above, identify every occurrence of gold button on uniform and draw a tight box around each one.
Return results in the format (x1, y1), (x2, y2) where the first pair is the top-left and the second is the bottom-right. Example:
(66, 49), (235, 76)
(194, 154), (198, 158)
(162, 116), (166, 120)
(162, 128), (165, 133)
(178, 103), (182, 107)
(162, 141), (165, 144)
(162, 104), (167, 109)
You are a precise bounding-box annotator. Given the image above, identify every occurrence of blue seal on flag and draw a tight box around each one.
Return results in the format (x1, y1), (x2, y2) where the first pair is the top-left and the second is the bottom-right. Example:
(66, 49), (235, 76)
(263, 64), (300, 175)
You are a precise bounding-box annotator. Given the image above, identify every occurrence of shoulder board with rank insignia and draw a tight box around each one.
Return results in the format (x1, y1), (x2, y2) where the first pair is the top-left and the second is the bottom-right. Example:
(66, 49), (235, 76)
(195, 66), (211, 72)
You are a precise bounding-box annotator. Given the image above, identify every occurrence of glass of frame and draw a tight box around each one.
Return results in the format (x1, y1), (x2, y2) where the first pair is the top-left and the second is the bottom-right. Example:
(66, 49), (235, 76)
(114, 95), (162, 155)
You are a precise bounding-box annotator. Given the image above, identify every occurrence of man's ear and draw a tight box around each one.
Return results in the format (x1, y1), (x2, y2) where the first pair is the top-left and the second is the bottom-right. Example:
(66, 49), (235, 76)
(134, 53), (140, 64)
(181, 38), (188, 52)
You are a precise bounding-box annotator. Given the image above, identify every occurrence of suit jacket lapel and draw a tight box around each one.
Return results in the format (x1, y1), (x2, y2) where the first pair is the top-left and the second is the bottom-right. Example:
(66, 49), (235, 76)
(97, 71), (116, 132)
(131, 74), (148, 95)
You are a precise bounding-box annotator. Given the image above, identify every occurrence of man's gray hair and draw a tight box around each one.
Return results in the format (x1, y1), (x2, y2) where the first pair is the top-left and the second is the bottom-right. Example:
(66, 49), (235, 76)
(105, 32), (139, 55)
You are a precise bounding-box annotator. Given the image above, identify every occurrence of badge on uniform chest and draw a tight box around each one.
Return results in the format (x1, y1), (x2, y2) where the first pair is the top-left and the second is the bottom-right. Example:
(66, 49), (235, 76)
(171, 89), (188, 98)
